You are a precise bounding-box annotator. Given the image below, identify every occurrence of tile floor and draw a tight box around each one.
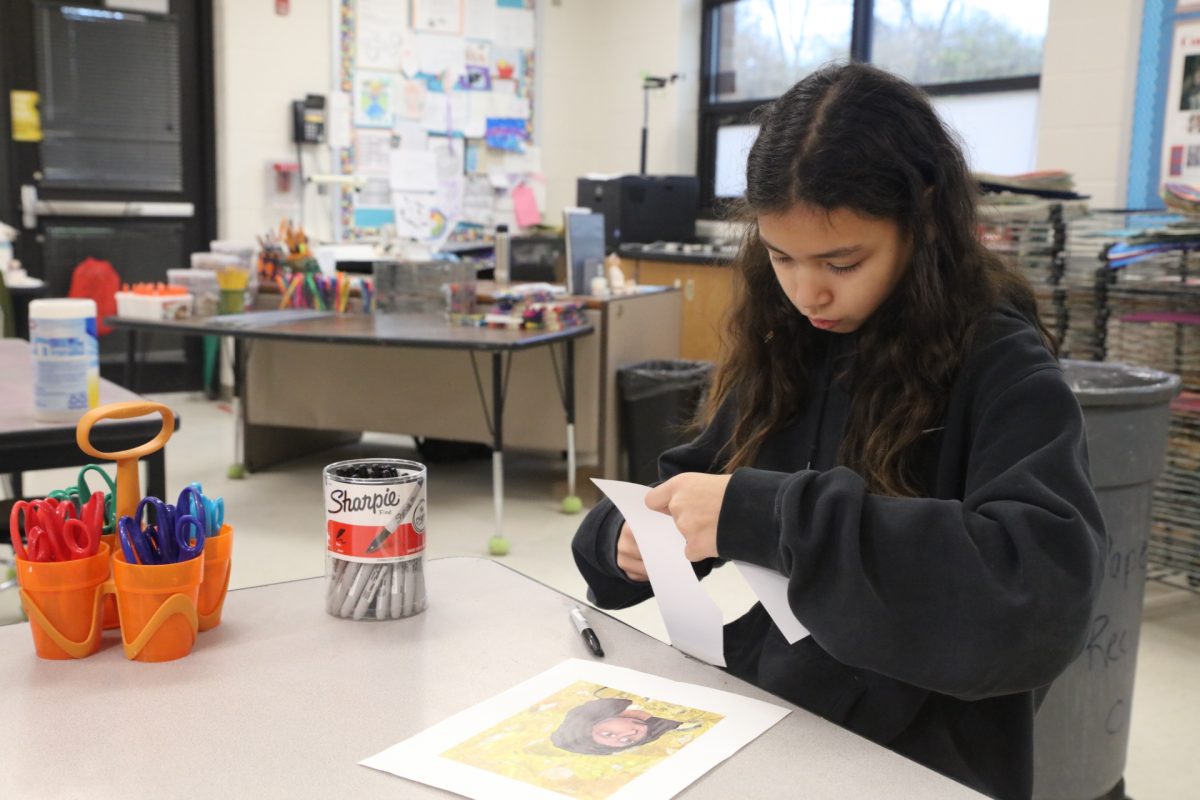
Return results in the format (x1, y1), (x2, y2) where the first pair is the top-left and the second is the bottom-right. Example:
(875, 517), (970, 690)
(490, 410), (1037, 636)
(3, 391), (1197, 798)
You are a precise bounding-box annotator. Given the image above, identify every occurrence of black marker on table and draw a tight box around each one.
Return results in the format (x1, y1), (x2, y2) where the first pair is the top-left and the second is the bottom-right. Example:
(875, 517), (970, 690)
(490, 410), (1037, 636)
(570, 606), (604, 658)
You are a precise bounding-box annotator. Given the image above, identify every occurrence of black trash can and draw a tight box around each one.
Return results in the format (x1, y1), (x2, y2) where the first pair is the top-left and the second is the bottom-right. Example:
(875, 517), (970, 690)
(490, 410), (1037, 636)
(618, 360), (713, 485)
(1033, 361), (1181, 800)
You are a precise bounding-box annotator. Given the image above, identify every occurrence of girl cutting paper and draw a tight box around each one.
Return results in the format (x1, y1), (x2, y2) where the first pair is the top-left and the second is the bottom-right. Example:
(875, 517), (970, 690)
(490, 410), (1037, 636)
(571, 63), (1104, 800)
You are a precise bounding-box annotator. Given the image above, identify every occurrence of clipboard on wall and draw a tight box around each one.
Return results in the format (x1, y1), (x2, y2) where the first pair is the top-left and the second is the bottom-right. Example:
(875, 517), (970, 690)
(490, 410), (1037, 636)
(563, 210), (606, 296)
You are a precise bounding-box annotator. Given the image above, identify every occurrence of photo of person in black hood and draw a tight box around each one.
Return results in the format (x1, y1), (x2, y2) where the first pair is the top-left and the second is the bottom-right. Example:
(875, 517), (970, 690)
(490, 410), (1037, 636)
(549, 697), (695, 756)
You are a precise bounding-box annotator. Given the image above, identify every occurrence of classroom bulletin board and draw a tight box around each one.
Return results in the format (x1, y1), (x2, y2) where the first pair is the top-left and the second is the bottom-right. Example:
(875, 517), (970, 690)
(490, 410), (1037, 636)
(331, 0), (544, 246)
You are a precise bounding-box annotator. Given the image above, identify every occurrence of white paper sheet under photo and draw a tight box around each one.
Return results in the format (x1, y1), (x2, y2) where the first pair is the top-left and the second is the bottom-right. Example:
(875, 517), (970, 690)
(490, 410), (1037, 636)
(360, 659), (790, 800)
(591, 480), (809, 666)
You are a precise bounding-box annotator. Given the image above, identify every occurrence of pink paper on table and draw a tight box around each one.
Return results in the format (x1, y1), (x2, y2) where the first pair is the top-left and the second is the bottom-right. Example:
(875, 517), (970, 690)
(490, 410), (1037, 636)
(512, 183), (541, 227)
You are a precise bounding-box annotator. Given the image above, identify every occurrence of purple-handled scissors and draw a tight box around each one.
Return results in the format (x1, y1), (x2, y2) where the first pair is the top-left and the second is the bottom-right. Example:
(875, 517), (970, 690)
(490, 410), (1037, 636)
(117, 493), (205, 565)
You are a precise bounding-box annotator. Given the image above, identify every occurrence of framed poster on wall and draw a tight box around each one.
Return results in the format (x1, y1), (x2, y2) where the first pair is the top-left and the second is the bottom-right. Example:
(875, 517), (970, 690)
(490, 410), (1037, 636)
(1160, 20), (1200, 185)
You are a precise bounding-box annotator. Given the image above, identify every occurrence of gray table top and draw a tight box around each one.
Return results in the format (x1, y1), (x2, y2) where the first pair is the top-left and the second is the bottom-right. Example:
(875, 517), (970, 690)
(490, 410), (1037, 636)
(0, 338), (175, 445)
(0, 557), (982, 799)
(107, 310), (594, 352)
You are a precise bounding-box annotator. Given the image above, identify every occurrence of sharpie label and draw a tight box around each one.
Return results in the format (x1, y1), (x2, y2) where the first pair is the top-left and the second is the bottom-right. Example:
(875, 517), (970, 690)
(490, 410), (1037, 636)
(324, 477), (426, 559)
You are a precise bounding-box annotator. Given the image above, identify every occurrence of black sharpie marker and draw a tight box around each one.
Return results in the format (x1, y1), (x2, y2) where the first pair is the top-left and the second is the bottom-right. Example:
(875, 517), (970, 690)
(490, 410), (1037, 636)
(571, 606), (605, 658)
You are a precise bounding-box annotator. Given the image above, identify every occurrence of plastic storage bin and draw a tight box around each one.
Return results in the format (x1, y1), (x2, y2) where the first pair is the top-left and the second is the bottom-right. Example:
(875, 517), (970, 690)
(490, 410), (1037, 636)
(1032, 360), (1181, 800)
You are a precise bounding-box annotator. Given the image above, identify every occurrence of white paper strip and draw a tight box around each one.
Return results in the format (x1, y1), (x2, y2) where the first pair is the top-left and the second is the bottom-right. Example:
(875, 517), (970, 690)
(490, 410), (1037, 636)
(592, 479), (726, 667)
(732, 561), (809, 644)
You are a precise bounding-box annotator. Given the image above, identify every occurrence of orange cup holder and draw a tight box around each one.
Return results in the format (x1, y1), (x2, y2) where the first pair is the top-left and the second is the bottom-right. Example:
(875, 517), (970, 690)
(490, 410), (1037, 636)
(198, 524), (234, 632)
(99, 533), (121, 630)
(111, 550), (203, 663)
(15, 542), (111, 660)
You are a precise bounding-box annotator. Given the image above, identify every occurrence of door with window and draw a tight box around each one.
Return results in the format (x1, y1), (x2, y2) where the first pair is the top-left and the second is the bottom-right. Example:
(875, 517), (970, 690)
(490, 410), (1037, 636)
(0, 0), (215, 390)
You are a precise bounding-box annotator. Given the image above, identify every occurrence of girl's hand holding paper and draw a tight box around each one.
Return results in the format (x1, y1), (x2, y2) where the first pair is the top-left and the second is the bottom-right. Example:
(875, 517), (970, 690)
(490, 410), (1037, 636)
(644, 472), (732, 562)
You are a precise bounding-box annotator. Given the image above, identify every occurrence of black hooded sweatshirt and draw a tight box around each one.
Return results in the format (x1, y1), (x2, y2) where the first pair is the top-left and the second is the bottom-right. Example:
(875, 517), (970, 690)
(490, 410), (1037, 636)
(571, 307), (1106, 800)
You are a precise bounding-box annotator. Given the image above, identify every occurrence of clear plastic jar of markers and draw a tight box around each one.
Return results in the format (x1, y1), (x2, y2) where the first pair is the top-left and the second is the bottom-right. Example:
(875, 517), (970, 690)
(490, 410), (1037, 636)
(323, 458), (427, 621)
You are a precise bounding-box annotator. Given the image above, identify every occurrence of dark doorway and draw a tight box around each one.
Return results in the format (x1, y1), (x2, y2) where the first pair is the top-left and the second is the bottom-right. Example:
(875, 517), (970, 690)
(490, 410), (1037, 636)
(0, 0), (216, 391)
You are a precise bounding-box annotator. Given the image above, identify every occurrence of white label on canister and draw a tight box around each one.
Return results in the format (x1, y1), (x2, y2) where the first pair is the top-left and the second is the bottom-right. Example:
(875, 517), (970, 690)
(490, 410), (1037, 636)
(29, 316), (100, 414)
(325, 474), (426, 561)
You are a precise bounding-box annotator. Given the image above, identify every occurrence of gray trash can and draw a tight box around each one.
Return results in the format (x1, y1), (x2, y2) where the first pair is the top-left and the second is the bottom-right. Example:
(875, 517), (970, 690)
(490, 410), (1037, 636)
(618, 360), (712, 485)
(1033, 361), (1181, 800)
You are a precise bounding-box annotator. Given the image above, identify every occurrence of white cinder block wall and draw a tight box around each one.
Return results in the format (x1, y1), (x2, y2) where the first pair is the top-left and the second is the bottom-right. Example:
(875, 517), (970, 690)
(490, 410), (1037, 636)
(540, 0), (701, 218)
(212, 0), (333, 243)
(1036, 0), (1144, 207)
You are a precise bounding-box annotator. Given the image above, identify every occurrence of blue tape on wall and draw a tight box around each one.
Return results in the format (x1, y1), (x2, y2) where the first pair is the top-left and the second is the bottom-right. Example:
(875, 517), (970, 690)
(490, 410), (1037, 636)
(1128, 0), (1173, 209)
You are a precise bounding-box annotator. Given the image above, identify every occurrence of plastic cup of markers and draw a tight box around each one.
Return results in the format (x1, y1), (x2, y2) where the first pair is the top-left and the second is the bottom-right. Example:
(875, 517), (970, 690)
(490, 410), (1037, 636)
(14, 542), (111, 660)
(198, 523), (235, 632)
(323, 458), (427, 621)
(112, 550), (202, 663)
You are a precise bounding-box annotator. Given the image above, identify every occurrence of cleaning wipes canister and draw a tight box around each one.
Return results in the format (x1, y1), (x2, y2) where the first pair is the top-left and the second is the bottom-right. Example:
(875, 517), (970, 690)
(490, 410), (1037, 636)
(29, 298), (100, 422)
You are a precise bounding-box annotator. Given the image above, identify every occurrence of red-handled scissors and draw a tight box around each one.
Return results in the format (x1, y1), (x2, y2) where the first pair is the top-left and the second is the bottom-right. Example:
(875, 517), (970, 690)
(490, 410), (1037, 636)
(9, 499), (102, 562)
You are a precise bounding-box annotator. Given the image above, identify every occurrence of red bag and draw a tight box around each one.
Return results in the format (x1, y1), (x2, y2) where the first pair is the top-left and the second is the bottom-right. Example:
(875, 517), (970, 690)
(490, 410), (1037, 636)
(67, 257), (121, 335)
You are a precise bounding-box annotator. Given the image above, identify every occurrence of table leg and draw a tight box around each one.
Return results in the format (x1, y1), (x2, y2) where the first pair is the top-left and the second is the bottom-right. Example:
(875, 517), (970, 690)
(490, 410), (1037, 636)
(145, 448), (166, 500)
(125, 330), (137, 390)
(488, 351), (508, 556)
(228, 338), (247, 479)
(561, 339), (582, 513)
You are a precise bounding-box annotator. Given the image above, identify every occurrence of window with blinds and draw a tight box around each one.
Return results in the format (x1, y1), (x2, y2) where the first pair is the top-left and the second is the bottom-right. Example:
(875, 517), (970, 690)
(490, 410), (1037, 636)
(35, 3), (183, 192)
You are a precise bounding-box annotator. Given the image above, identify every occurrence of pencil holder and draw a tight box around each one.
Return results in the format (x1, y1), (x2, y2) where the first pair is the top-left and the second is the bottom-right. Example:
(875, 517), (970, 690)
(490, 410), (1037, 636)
(323, 458), (427, 621)
(14, 542), (111, 660)
(198, 523), (234, 632)
(112, 550), (202, 663)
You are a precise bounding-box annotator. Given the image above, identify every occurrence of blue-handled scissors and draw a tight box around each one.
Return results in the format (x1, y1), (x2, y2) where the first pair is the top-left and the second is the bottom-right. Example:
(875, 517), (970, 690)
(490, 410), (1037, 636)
(117, 495), (206, 565)
(179, 482), (224, 537)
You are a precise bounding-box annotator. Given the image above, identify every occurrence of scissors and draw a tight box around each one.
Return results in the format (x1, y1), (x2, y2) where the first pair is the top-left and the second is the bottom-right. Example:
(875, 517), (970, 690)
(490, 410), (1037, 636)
(9, 499), (102, 563)
(178, 482), (224, 537)
(46, 464), (118, 535)
(117, 494), (206, 566)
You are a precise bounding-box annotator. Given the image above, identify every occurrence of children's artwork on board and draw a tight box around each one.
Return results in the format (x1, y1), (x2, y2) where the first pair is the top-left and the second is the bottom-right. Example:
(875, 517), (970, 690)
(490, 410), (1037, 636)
(495, 5), (536, 48)
(486, 117), (530, 153)
(360, 659), (789, 800)
(354, 71), (399, 128)
(355, 129), (394, 177)
(457, 64), (492, 91)
(465, 38), (491, 68)
(357, 0), (408, 70)
(393, 192), (439, 240)
(492, 45), (524, 81)
(412, 0), (464, 36)
(399, 79), (430, 121)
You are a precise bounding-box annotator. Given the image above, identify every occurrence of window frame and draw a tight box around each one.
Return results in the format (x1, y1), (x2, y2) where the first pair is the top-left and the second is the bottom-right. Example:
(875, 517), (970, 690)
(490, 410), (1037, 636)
(697, 0), (1042, 216)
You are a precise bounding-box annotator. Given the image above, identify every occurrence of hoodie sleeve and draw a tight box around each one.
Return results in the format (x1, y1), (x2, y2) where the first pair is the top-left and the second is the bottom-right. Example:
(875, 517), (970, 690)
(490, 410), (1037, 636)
(716, 363), (1106, 701)
(570, 402), (735, 609)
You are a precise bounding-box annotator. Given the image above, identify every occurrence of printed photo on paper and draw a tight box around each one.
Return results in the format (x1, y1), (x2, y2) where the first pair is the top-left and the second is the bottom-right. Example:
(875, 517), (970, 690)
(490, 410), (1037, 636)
(360, 659), (790, 800)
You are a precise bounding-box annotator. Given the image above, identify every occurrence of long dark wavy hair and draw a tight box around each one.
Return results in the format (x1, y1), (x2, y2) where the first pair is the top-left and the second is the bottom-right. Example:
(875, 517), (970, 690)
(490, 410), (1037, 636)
(707, 62), (1054, 496)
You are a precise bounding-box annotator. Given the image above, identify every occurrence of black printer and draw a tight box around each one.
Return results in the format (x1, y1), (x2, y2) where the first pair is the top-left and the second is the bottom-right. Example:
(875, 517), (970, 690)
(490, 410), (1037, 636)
(576, 175), (699, 250)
